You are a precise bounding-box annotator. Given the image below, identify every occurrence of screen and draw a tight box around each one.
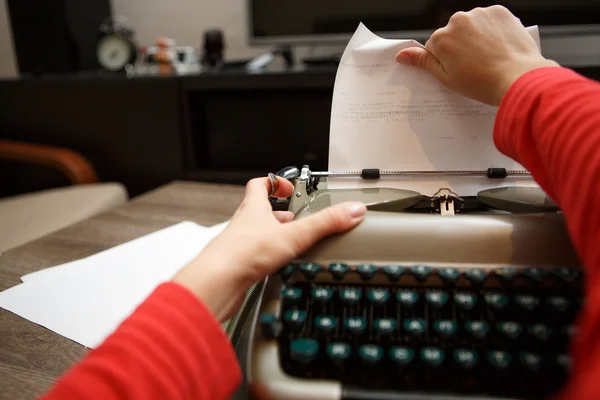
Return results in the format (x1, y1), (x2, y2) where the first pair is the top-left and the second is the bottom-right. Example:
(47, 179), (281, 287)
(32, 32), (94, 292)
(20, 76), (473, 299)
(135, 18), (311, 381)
(250, 0), (600, 40)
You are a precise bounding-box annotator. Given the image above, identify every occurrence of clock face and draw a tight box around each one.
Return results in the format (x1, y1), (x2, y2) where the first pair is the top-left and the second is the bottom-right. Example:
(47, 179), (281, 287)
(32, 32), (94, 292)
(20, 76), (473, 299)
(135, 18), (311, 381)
(97, 35), (133, 71)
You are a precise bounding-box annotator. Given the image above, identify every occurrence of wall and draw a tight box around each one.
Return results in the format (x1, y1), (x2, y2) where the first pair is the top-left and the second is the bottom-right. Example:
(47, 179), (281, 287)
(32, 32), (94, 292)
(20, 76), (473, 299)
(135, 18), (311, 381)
(112, 0), (272, 61)
(0, 0), (17, 78)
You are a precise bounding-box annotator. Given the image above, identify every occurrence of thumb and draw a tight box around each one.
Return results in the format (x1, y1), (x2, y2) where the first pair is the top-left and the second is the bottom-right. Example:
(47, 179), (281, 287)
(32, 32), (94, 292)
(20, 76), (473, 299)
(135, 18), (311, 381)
(282, 201), (367, 255)
(396, 47), (445, 78)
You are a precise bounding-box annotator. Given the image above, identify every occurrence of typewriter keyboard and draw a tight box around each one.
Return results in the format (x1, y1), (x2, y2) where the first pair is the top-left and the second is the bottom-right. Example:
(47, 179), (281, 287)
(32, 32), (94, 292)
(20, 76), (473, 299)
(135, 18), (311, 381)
(262, 263), (583, 399)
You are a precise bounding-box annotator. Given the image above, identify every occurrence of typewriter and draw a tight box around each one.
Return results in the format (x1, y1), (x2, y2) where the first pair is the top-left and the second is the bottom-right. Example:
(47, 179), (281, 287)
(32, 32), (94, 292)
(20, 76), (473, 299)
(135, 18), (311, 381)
(244, 165), (582, 400)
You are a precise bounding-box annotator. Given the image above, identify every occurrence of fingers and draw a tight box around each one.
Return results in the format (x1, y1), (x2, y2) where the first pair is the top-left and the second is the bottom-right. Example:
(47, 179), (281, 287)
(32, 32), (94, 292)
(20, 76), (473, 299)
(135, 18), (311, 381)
(273, 211), (294, 223)
(244, 176), (295, 203)
(281, 201), (367, 254)
(395, 47), (446, 80)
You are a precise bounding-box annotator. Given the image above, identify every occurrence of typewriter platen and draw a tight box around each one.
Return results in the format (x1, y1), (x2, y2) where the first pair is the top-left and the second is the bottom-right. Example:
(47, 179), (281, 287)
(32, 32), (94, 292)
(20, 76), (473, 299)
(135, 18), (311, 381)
(245, 166), (582, 400)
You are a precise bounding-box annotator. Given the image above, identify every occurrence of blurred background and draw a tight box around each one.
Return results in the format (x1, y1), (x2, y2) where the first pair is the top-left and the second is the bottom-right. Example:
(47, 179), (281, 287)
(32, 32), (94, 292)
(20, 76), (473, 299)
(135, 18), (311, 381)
(0, 0), (599, 200)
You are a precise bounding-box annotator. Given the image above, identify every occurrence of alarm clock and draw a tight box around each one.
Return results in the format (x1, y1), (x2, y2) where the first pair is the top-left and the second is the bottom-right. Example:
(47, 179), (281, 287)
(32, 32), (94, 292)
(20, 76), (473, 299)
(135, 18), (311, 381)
(96, 16), (137, 72)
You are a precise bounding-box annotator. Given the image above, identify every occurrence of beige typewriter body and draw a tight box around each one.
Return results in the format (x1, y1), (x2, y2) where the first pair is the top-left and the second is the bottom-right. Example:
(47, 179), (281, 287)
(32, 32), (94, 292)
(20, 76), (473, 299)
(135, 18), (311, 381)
(245, 166), (581, 400)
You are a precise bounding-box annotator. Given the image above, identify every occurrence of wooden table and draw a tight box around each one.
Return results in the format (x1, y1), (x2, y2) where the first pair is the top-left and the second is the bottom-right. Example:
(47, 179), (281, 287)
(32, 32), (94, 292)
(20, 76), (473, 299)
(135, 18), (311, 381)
(0, 181), (246, 400)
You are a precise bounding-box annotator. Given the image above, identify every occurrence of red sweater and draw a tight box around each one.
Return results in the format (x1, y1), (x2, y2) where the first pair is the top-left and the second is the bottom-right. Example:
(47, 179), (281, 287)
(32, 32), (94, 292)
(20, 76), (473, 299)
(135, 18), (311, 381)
(39, 67), (600, 400)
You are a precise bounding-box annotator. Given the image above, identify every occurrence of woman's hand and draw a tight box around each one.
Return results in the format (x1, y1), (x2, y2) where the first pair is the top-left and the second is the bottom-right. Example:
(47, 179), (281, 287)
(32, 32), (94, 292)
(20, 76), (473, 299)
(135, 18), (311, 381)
(172, 176), (366, 321)
(395, 5), (560, 106)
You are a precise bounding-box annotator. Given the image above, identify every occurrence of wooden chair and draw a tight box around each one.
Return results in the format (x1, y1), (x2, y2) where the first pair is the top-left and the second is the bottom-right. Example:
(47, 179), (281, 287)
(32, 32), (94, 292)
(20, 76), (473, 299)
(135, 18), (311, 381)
(0, 140), (128, 253)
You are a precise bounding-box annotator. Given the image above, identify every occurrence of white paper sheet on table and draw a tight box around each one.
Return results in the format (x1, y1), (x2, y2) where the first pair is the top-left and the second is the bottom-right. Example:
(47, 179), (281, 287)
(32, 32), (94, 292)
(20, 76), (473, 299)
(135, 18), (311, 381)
(0, 220), (230, 349)
(327, 23), (541, 196)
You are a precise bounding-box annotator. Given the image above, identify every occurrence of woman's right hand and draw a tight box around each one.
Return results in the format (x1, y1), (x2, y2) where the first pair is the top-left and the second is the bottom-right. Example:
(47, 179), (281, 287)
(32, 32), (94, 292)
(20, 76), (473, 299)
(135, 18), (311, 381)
(395, 5), (560, 106)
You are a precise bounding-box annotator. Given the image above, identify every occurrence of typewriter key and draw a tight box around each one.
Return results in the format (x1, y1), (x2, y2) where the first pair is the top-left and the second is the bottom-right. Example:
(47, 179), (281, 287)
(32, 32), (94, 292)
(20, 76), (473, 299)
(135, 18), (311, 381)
(329, 263), (349, 280)
(433, 320), (457, 337)
(281, 286), (303, 305)
(488, 351), (512, 370)
(299, 262), (322, 279)
(284, 310), (307, 329)
(439, 268), (461, 283)
(356, 264), (377, 280)
(454, 348), (479, 369)
(523, 267), (545, 282)
(403, 319), (427, 336)
(519, 352), (542, 371)
(465, 321), (490, 339)
(514, 295), (539, 311)
(553, 267), (579, 282)
(396, 290), (419, 307)
(390, 346), (415, 366)
(546, 296), (571, 312)
(315, 315), (338, 333)
(339, 287), (363, 304)
(454, 292), (478, 310)
(383, 265), (405, 281)
(497, 322), (523, 339)
(278, 264), (296, 281)
(528, 324), (553, 342)
(312, 287), (334, 304)
(484, 293), (509, 310)
(327, 342), (351, 364)
(420, 347), (445, 367)
(426, 291), (450, 308)
(495, 267), (518, 283)
(464, 269), (487, 284)
(290, 338), (320, 364)
(374, 318), (397, 335)
(368, 288), (391, 305)
(344, 317), (367, 335)
(259, 312), (281, 339)
(411, 265), (432, 281)
(359, 344), (384, 365)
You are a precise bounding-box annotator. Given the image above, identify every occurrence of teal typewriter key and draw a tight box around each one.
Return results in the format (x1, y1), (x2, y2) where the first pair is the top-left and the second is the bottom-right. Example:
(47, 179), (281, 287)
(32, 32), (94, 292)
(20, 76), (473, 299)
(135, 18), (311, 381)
(528, 324), (552, 341)
(411, 265), (432, 281)
(327, 342), (351, 365)
(484, 293), (509, 310)
(315, 315), (337, 333)
(420, 347), (445, 367)
(329, 263), (349, 280)
(368, 288), (391, 305)
(339, 287), (363, 304)
(465, 320), (490, 339)
(454, 292), (477, 310)
(523, 267), (545, 281)
(438, 267), (461, 283)
(515, 294), (539, 311)
(488, 350), (512, 370)
(359, 344), (384, 365)
(283, 309), (307, 329)
(519, 352), (542, 371)
(425, 290), (449, 308)
(396, 290), (419, 307)
(259, 312), (280, 339)
(299, 262), (322, 279)
(497, 322), (523, 339)
(495, 266), (518, 282)
(356, 264), (377, 280)
(312, 287), (334, 304)
(290, 338), (320, 364)
(553, 267), (578, 282)
(403, 318), (426, 336)
(383, 265), (405, 281)
(464, 269), (487, 284)
(374, 318), (397, 335)
(344, 317), (367, 335)
(454, 348), (479, 369)
(281, 286), (302, 304)
(547, 296), (571, 312)
(390, 346), (415, 366)
(433, 320), (457, 337)
(555, 354), (571, 372)
(279, 264), (296, 280)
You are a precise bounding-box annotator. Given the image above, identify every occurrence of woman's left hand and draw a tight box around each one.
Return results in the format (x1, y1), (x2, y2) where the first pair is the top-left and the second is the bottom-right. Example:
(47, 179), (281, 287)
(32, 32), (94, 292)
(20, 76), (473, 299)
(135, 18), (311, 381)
(172, 176), (367, 321)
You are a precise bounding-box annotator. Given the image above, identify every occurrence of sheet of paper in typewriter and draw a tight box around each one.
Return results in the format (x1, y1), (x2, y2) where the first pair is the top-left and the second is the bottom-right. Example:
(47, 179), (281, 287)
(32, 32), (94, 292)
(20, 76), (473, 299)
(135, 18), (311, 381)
(327, 22), (541, 197)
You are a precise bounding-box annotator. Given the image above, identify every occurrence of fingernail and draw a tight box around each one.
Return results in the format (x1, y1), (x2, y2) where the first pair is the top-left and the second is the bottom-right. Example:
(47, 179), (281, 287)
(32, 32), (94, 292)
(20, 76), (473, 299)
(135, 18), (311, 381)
(346, 202), (367, 218)
(395, 53), (412, 65)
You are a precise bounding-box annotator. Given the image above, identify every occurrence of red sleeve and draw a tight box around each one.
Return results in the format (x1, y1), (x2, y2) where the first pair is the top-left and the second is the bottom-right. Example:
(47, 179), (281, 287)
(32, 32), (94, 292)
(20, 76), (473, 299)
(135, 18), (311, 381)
(38, 282), (242, 400)
(494, 66), (600, 399)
